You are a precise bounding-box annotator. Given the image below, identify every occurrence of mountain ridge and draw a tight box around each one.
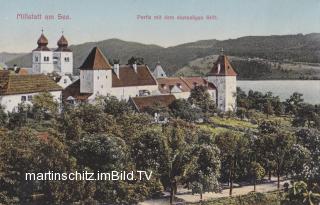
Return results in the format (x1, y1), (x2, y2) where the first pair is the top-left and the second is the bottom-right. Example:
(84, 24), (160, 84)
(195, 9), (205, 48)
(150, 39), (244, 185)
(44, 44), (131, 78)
(5, 33), (320, 79)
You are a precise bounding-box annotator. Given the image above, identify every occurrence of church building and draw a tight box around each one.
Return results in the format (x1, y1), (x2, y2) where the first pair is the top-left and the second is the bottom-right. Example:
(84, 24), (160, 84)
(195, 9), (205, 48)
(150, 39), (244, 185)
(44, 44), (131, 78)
(32, 32), (73, 75)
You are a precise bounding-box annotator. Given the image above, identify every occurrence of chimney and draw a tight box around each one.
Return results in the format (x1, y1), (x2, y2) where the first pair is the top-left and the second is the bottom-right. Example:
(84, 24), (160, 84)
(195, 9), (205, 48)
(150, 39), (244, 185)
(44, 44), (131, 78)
(113, 59), (120, 78)
(133, 62), (137, 73)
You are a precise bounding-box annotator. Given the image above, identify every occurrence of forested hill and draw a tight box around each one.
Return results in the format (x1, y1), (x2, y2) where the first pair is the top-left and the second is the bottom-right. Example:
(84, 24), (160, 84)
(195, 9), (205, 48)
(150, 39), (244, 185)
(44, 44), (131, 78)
(6, 33), (320, 79)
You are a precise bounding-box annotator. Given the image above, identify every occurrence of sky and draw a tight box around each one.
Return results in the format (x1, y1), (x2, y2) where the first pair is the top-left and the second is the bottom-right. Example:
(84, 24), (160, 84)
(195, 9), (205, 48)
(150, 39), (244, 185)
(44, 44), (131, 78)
(0, 0), (320, 52)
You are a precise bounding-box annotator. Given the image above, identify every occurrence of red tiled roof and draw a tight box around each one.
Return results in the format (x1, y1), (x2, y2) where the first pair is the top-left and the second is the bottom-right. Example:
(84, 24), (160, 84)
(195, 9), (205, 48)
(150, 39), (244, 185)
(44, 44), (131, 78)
(79, 47), (112, 70)
(62, 79), (92, 101)
(33, 33), (50, 51)
(0, 71), (62, 95)
(157, 77), (216, 94)
(130, 94), (176, 112)
(112, 65), (157, 87)
(55, 35), (71, 52)
(207, 55), (237, 76)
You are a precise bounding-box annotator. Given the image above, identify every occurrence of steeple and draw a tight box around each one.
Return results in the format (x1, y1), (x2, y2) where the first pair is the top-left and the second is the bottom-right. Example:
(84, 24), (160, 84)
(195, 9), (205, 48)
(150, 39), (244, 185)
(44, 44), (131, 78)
(34, 30), (50, 51)
(55, 32), (71, 52)
(153, 60), (167, 78)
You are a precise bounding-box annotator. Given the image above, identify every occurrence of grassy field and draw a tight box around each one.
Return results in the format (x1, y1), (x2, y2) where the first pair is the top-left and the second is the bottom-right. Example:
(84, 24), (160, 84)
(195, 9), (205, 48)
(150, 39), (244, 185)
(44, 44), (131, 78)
(199, 114), (294, 136)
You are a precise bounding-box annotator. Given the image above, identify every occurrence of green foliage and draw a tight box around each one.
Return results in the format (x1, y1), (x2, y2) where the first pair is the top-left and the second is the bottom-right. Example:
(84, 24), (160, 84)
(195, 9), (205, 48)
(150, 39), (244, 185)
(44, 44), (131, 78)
(169, 99), (202, 122)
(31, 92), (59, 121)
(97, 95), (133, 117)
(186, 130), (221, 199)
(0, 105), (8, 127)
(188, 85), (216, 117)
(283, 181), (320, 205)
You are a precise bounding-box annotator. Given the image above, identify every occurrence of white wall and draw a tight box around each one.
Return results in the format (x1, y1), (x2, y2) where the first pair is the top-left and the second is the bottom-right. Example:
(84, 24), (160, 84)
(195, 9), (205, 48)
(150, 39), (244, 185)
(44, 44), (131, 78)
(225, 76), (237, 111)
(0, 91), (61, 113)
(206, 76), (236, 112)
(108, 85), (159, 100)
(80, 70), (94, 93)
(53, 51), (73, 74)
(32, 50), (54, 74)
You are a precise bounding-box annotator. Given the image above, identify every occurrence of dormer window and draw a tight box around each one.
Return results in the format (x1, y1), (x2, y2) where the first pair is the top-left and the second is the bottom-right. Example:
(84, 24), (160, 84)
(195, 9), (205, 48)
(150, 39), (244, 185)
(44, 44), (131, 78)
(193, 82), (198, 87)
(161, 84), (166, 89)
(177, 83), (182, 88)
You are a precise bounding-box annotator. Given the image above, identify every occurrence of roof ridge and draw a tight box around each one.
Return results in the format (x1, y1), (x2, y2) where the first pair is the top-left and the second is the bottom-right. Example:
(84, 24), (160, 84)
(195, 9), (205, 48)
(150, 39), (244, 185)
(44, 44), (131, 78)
(179, 76), (193, 90)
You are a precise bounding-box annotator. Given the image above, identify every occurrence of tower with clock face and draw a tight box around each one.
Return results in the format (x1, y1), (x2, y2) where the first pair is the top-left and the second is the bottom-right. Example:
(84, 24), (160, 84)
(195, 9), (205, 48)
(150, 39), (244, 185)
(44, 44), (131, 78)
(32, 32), (54, 74)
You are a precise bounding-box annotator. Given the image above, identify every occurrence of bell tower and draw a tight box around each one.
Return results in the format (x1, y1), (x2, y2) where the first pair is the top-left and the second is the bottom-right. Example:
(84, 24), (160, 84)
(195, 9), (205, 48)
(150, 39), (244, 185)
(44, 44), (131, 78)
(32, 30), (54, 74)
(53, 32), (73, 74)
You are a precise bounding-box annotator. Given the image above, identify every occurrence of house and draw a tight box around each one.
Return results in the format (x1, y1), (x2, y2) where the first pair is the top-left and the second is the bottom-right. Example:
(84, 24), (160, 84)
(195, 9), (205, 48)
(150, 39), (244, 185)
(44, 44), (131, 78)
(0, 70), (62, 112)
(157, 76), (217, 101)
(130, 94), (176, 123)
(63, 47), (159, 103)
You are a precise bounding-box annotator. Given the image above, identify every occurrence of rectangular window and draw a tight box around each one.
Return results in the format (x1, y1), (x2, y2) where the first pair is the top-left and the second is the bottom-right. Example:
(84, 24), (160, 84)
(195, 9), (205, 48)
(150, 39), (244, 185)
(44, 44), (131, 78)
(27, 95), (33, 101)
(21, 96), (26, 102)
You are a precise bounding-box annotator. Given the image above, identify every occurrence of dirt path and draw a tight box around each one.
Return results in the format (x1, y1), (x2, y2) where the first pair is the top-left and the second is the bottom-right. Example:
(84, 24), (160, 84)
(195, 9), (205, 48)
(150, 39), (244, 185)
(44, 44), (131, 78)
(139, 178), (288, 205)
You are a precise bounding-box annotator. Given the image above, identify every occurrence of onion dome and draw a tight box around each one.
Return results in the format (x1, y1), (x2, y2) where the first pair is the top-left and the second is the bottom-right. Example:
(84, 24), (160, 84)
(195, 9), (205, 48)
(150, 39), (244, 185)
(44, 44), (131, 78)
(55, 35), (71, 52)
(57, 35), (68, 47)
(34, 33), (50, 51)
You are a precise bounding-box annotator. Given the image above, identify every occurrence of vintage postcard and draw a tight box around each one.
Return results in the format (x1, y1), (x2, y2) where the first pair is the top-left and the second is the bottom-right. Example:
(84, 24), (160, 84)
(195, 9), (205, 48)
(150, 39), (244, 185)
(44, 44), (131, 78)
(0, 0), (319, 205)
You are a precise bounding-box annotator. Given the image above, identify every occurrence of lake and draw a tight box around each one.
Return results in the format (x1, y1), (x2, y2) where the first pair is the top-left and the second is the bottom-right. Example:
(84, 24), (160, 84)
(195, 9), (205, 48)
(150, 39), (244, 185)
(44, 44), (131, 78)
(238, 80), (320, 104)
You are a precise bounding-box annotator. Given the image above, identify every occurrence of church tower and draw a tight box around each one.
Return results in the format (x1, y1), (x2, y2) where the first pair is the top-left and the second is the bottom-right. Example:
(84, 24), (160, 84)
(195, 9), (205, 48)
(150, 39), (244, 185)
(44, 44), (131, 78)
(32, 31), (54, 74)
(53, 34), (73, 74)
(79, 47), (112, 97)
(153, 61), (167, 78)
(206, 50), (237, 112)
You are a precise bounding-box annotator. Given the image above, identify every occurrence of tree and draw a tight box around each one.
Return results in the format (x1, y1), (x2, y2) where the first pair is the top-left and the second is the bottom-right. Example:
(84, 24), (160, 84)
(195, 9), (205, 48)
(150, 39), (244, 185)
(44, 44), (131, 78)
(263, 100), (274, 118)
(257, 131), (296, 189)
(128, 56), (144, 65)
(31, 92), (59, 121)
(0, 105), (7, 127)
(0, 127), (92, 204)
(96, 95), (133, 117)
(188, 85), (216, 118)
(295, 129), (320, 184)
(285, 92), (304, 115)
(186, 130), (221, 200)
(169, 99), (202, 122)
(283, 181), (320, 205)
(161, 120), (197, 204)
(215, 131), (249, 195)
(132, 127), (166, 173)
(250, 162), (265, 192)
(59, 103), (121, 141)
(292, 104), (320, 129)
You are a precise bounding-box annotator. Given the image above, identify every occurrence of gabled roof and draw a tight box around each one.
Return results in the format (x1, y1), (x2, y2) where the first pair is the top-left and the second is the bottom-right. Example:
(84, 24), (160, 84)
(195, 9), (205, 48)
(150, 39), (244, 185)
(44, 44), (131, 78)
(112, 65), (158, 87)
(0, 71), (62, 95)
(33, 33), (50, 51)
(79, 47), (112, 70)
(207, 55), (237, 76)
(130, 94), (176, 112)
(157, 76), (215, 94)
(62, 79), (92, 101)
